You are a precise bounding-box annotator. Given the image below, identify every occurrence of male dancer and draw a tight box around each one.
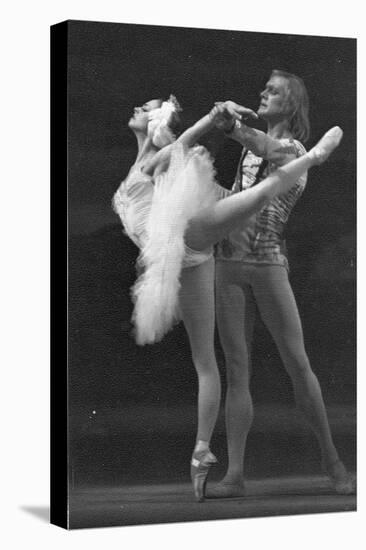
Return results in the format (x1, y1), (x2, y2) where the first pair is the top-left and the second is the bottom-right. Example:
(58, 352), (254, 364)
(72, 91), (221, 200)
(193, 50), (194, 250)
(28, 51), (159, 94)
(209, 70), (354, 497)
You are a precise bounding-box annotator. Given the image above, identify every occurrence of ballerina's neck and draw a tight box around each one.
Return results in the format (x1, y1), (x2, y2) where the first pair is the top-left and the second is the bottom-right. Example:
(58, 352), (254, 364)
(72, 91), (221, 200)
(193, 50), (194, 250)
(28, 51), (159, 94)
(135, 133), (158, 160)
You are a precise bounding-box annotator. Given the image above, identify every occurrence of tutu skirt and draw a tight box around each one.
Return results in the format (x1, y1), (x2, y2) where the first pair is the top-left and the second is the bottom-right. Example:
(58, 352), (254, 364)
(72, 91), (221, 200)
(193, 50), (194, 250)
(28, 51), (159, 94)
(132, 143), (218, 345)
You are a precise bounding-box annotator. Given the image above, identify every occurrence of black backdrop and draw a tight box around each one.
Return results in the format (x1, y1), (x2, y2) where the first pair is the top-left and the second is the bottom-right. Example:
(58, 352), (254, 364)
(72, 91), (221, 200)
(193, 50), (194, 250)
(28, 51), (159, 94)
(65, 20), (356, 486)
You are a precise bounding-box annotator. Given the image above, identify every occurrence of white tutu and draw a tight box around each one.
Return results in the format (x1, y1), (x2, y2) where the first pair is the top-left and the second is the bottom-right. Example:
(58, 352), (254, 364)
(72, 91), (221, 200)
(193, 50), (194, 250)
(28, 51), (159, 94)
(132, 142), (218, 345)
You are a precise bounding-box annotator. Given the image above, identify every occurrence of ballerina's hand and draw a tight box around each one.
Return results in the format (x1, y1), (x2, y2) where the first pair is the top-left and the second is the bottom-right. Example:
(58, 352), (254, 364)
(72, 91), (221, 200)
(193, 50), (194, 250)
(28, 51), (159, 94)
(211, 101), (258, 131)
(210, 103), (237, 130)
(217, 100), (258, 122)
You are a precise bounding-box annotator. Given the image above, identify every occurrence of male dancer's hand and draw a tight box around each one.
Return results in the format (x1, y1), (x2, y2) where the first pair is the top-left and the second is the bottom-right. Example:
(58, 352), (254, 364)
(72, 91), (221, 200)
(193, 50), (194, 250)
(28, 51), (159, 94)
(213, 101), (258, 131)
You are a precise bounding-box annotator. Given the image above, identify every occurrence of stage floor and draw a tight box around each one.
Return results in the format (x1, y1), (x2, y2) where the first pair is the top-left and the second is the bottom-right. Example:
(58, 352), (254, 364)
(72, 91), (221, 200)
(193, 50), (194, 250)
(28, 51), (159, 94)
(69, 474), (356, 529)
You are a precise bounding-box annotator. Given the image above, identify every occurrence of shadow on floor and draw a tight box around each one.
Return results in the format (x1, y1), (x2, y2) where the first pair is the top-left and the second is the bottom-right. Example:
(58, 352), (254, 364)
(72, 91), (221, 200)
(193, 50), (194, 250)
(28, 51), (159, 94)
(20, 506), (49, 523)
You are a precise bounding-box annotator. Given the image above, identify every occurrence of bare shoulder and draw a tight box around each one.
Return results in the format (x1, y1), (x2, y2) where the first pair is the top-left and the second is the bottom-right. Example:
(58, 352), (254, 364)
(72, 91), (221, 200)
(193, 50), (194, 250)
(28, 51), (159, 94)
(141, 144), (173, 176)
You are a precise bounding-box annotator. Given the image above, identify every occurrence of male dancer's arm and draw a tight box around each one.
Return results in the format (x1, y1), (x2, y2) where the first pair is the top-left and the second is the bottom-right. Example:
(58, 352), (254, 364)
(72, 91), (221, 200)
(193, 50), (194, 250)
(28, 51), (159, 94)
(216, 101), (300, 165)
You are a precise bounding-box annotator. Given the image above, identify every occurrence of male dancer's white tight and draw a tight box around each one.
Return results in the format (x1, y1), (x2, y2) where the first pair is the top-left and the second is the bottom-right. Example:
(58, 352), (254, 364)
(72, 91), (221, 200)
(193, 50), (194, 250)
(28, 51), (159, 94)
(215, 262), (340, 480)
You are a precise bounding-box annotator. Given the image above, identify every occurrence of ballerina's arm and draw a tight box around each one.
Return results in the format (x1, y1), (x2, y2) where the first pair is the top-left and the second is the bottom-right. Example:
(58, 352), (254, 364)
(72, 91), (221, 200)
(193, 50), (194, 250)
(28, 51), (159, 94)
(142, 105), (251, 176)
(176, 104), (258, 149)
(142, 103), (259, 176)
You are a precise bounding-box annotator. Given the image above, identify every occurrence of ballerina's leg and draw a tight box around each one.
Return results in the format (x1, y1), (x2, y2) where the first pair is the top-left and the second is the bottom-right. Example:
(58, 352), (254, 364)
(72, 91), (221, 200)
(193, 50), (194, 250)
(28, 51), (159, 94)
(185, 126), (343, 251)
(179, 257), (221, 445)
(179, 257), (221, 501)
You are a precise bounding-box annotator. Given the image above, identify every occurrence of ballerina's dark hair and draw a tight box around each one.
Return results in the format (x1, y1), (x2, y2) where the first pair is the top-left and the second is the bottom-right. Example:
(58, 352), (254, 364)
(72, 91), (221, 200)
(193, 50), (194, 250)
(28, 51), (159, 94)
(271, 70), (310, 143)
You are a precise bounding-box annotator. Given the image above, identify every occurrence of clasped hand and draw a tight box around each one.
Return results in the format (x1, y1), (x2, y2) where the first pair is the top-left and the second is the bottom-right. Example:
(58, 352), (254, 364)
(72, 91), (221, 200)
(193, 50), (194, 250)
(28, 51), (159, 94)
(211, 100), (258, 131)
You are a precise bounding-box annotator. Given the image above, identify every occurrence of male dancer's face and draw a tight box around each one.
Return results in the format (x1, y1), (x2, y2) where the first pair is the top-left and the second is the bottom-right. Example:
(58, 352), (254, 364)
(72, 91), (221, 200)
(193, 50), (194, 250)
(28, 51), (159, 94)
(257, 75), (291, 122)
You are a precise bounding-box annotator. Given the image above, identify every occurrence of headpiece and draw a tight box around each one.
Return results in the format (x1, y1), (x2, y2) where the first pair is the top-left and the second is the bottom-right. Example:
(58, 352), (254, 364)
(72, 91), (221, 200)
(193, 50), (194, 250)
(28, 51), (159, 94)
(147, 95), (181, 148)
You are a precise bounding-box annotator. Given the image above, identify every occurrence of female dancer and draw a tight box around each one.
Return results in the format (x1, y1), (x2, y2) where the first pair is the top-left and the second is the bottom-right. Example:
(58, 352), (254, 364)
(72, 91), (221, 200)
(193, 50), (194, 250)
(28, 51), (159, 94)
(113, 94), (343, 501)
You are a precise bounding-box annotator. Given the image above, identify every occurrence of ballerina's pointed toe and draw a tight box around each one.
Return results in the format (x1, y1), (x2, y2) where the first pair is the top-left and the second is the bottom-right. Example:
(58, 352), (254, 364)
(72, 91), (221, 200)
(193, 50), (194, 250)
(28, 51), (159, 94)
(190, 449), (218, 502)
(311, 126), (344, 164)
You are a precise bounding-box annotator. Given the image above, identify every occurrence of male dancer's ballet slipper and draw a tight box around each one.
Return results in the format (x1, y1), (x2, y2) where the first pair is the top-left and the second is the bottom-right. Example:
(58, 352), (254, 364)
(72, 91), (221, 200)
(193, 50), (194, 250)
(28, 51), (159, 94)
(322, 458), (355, 495)
(190, 449), (218, 502)
(309, 126), (344, 164)
(205, 481), (246, 499)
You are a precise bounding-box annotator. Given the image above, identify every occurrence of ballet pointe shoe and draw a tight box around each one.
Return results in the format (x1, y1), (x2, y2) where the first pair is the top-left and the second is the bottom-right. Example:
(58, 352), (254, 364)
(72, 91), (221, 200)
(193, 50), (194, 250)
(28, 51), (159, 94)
(309, 126), (343, 165)
(322, 458), (355, 495)
(190, 449), (218, 502)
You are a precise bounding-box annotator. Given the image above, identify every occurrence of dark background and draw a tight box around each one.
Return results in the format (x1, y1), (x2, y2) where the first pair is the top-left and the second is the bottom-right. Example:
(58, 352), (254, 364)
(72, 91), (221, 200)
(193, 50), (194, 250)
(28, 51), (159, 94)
(66, 21), (356, 489)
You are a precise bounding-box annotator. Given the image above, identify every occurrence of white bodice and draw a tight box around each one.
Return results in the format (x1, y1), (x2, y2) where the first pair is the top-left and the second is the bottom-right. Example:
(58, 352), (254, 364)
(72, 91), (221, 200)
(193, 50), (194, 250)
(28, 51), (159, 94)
(113, 164), (154, 248)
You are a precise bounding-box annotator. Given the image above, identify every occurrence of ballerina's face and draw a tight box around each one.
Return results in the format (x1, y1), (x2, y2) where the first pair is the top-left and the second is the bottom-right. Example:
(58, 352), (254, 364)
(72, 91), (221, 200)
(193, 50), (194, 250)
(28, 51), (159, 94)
(257, 75), (291, 121)
(128, 99), (162, 132)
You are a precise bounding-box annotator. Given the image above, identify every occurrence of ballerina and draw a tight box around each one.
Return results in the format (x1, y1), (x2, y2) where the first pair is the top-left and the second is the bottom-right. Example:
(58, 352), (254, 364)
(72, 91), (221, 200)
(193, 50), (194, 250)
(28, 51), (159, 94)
(113, 94), (343, 501)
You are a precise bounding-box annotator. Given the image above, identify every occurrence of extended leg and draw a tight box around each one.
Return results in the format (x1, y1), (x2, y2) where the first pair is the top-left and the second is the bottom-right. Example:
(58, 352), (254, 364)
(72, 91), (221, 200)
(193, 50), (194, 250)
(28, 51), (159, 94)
(185, 127), (343, 251)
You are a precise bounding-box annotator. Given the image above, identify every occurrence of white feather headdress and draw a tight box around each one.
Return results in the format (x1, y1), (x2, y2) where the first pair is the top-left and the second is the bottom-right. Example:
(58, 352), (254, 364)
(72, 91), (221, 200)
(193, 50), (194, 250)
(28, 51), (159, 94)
(147, 95), (181, 148)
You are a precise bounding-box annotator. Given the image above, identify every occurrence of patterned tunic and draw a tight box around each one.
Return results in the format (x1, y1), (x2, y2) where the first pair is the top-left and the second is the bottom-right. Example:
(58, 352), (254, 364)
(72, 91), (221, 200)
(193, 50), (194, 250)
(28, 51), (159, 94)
(216, 138), (307, 269)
